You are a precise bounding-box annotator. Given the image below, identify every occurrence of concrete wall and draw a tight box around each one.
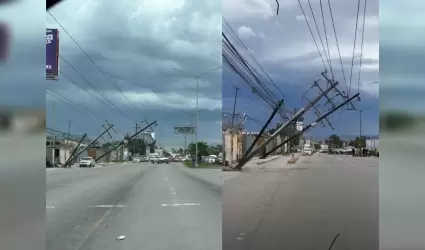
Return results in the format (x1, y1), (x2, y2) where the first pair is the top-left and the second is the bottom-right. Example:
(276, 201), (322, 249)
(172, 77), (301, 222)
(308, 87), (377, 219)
(46, 146), (72, 164)
(239, 133), (289, 159)
(222, 130), (242, 164)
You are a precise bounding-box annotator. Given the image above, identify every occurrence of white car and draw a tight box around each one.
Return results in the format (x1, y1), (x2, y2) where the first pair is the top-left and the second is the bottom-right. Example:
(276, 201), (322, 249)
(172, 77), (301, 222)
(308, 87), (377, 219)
(132, 157), (140, 163)
(79, 157), (95, 168)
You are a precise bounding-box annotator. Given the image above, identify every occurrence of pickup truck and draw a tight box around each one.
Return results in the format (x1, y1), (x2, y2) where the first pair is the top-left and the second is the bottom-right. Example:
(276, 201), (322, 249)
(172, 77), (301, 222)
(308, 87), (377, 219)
(150, 156), (169, 164)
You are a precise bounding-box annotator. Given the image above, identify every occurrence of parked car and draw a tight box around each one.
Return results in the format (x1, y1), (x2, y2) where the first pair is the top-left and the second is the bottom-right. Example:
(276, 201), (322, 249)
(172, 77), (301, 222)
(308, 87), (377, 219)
(79, 157), (95, 168)
(132, 157), (140, 163)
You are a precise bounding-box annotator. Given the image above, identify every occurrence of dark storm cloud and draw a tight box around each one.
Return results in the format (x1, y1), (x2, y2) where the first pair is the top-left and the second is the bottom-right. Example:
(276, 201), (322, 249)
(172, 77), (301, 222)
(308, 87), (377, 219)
(222, 0), (378, 136)
(49, 0), (221, 96)
(43, 0), (222, 145)
(223, 0), (378, 94)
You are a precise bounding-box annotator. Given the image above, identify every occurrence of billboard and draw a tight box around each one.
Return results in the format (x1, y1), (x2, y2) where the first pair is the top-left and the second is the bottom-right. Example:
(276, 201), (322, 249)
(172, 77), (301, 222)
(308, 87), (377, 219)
(46, 29), (59, 78)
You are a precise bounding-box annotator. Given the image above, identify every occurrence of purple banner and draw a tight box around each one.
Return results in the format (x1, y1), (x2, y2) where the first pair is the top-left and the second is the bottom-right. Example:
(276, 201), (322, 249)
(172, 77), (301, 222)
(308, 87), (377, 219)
(46, 29), (59, 76)
(0, 23), (8, 61)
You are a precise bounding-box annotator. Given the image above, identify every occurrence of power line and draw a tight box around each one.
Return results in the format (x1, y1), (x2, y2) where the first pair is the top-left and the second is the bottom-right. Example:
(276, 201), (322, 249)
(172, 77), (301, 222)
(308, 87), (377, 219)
(48, 11), (145, 118)
(327, 0), (348, 91)
(296, 0), (328, 72)
(357, 0), (367, 94)
(348, 0), (362, 95)
(222, 20), (291, 120)
(59, 57), (136, 123)
(319, 0), (334, 80)
(307, 0), (334, 78)
(223, 19), (284, 103)
(46, 89), (99, 118)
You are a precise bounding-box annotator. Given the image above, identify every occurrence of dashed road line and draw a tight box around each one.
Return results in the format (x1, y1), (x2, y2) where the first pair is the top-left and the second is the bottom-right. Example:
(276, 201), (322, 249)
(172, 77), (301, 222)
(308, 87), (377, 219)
(161, 203), (201, 207)
(89, 205), (128, 208)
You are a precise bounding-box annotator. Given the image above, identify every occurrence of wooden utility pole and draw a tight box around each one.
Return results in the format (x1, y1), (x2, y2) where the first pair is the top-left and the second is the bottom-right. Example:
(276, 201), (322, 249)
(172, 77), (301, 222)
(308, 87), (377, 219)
(230, 85), (239, 164)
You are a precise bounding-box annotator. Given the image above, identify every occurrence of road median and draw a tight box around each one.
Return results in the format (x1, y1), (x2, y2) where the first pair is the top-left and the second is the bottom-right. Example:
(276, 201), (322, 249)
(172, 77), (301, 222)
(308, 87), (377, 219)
(177, 163), (222, 194)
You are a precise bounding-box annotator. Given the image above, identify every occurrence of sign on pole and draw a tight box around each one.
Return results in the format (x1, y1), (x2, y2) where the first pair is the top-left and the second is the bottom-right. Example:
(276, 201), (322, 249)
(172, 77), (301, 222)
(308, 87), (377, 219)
(174, 126), (196, 134)
(46, 28), (59, 80)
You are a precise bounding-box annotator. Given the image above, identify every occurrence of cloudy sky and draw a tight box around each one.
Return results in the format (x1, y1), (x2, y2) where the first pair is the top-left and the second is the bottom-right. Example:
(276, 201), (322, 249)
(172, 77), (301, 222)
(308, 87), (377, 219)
(222, 0), (379, 139)
(43, 0), (221, 150)
(380, 0), (425, 114)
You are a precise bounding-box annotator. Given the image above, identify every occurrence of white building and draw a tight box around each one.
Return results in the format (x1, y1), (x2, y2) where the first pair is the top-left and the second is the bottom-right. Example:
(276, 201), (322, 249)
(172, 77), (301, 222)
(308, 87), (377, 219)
(366, 137), (379, 150)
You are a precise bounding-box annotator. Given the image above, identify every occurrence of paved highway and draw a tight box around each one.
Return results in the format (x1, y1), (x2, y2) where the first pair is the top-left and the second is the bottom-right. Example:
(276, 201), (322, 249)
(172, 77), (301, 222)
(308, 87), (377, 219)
(222, 154), (378, 250)
(47, 162), (222, 250)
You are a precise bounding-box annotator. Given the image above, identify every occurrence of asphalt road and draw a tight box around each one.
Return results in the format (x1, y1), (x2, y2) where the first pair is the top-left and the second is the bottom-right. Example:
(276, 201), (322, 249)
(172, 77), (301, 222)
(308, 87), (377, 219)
(222, 154), (378, 250)
(380, 129), (425, 249)
(47, 162), (222, 250)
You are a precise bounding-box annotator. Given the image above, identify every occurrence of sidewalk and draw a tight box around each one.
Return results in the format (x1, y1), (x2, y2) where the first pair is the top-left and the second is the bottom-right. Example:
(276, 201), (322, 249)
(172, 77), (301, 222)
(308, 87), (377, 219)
(242, 153), (302, 172)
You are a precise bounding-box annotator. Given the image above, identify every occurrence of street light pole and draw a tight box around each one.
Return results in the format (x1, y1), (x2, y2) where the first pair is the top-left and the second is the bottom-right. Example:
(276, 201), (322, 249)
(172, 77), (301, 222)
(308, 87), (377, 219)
(173, 66), (221, 167)
(359, 110), (362, 140)
(195, 76), (199, 167)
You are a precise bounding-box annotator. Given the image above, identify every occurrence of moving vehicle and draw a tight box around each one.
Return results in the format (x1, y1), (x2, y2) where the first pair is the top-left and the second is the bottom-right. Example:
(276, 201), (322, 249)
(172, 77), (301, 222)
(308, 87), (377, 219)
(150, 156), (169, 164)
(132, 157), (140, 163)
(302, 144), (313, 156)
(79, 157), (95, 168)
(160, 156), (170, 164)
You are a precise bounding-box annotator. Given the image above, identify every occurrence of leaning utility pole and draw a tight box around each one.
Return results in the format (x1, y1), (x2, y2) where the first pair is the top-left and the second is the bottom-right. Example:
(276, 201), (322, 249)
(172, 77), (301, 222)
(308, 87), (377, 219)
(234, 80), (340, 170)
(264, 93), (359, 158)
(230, 85), (239, 164)
(67, 124), (114, 165)
(63, 133), (87, 168)
(103, 120), (116, 141)
(238, 100), (283, 167)
(96, 121), (157, 162)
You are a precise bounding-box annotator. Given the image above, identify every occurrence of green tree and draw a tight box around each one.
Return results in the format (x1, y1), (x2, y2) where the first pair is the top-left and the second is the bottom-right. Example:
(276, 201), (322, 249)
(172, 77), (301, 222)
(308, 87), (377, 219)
(187, 141), (210, 160)
(314, 143), (321, 150)
(207, 144), (222, 155)
(328, 134), (343, 148)
(178, 148), (184, 154)
(353, 136), (366, 148)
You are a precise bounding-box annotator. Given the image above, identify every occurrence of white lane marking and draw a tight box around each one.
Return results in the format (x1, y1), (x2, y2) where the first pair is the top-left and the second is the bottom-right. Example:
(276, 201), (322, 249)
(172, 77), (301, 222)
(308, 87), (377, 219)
(284, 177), (288, 180)
(161, 203), (201, 207)
(89, 205), (128, 208)
(46, 205), (55, 209)
(164, 178), (168, 181)
(222, 176), (234, 181)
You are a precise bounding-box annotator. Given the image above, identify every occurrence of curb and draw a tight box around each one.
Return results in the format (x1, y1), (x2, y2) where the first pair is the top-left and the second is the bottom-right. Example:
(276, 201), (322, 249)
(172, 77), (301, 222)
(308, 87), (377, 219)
(256, 155), (282, 165)
(287, 156), (300, 165)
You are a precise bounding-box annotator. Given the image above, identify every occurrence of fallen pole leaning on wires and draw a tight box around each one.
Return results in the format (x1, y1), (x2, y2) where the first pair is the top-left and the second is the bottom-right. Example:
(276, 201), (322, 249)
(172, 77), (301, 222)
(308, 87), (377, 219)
(96, 121), (157, 162)
(234, 80), (340, 170)
(264, 93), (360, 158)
